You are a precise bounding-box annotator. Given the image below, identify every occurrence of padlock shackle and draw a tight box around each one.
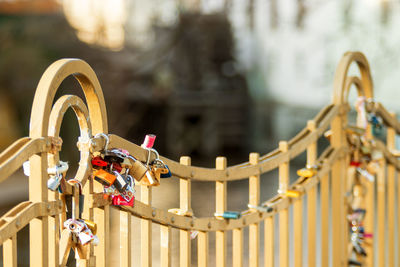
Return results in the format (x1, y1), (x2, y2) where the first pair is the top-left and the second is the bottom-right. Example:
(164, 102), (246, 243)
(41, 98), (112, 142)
(145, 148), (160, 166)
(94, 133), (110, 152)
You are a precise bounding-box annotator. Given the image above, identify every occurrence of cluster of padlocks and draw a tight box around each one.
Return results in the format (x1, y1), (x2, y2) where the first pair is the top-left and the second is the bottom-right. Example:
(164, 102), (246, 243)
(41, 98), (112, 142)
(347, 97), (381, 266)
(91, 134), (171, 207)
(23, 133), (172, 262)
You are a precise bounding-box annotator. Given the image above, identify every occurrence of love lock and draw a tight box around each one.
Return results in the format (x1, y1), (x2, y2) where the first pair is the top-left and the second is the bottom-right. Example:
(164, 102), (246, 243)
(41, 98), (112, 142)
(278, 189), (301, 198)
(112, 175), (135, 207)
(296, 165), (317, 178)
(214, 211), (242, 220)
(59, 180), (98, 265)
(93, 169), (116, 186)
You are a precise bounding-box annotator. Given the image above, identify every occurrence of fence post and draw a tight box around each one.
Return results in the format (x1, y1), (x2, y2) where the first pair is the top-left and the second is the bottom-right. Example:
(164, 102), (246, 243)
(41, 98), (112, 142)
(330, 106), (347, 267)
(387, 113), (396, 267)
(306, 120), (317, 267)
(278, 141), (289, 267)
(141, 186), (152, 267)
(216, 157), (227, 267)
(3, 234), (17, 267)
(29, 153), (49, 267)
(180, 156), (192, 267)
(249, 153), (260, 267)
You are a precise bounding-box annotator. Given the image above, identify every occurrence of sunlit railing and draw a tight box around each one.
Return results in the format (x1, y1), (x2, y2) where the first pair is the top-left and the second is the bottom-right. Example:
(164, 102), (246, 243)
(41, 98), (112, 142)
(0, 52), (398, 267)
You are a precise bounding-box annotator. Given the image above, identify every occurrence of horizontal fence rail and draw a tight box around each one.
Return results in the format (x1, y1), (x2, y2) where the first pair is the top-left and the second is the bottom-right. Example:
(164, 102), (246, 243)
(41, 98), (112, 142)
(0, 51), (399, 266)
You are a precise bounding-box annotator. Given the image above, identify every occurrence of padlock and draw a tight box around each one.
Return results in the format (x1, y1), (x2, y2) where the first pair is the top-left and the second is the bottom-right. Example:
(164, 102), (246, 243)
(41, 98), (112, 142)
(160, 164), (172, 178)
(64, 219), (86, 233)
(248, 204), (273, 213)
(48, 173), (63, 191)
(151, 164), (168, 181)
(113, 171), (129, 193)
(104, 149), (126, 163)
(93, 169), (116, 186)
(140, 171), (158, 186)
(91, 156), (108, 168)
(112, 194), (134, 207)
(120, 184), (135, 201)
(128, 159), (147, 181)
(280, 189), (300, 198)
(356, 167), (374, 182)
(214, 211), (241, 220)
(168, 208), (193, 217)
(350, 161), (361, 167)
(83, 219), (97, 235)
(296, 166), (317, 178)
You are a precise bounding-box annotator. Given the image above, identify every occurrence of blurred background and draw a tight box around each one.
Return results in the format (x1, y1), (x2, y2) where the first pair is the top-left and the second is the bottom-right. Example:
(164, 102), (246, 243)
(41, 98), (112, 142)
(1, 0), (400, 266)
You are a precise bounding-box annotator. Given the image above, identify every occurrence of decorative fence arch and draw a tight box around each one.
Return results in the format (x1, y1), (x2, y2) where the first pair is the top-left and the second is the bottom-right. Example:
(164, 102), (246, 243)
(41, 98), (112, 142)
(0, 51), (399, 266)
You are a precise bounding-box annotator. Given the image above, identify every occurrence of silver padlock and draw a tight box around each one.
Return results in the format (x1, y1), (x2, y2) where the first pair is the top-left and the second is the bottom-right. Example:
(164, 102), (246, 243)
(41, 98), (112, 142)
(47, 162), (69, 191)
(113, 171), (129, 193)
(48, 173), (63, 191)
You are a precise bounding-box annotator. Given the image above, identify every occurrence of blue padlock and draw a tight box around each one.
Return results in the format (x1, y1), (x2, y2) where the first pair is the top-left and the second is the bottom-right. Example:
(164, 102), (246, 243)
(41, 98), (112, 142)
(214, 211), (241, 219)
(160, 165), (172, 178)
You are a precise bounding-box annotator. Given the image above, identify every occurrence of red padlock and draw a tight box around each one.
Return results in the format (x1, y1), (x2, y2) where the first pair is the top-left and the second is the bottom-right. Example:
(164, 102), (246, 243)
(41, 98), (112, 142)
(350, 161), (361, 167)
(91, 156), (108, 168)
(112, 195), (134, 207)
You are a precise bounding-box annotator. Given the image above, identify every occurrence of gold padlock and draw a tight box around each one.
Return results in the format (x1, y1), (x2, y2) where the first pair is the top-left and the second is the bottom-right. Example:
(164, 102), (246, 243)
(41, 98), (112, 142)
(284, 189), (301, 198)
(297, 166), (317, 178)
(168, 208), (193, 217)
(84, 220), (97, 235)
(128, 160), (147, 182)
(140, 171), (160, 186)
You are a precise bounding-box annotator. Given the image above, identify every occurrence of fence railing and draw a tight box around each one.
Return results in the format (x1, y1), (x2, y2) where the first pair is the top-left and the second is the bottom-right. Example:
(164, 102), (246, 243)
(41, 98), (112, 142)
(0, 52), (398, 266)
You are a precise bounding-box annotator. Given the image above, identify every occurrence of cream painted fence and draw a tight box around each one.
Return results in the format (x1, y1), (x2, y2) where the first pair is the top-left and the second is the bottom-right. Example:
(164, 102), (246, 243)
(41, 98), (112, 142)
(0, 52), (398, 266)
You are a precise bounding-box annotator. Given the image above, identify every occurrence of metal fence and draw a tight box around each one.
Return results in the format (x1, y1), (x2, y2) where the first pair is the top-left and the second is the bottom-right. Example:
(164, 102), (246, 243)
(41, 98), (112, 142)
(0, 52), (397, 266)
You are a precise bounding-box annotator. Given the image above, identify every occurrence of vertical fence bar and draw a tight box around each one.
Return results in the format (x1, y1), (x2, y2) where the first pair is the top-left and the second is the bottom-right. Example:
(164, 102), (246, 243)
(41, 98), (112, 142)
(249, 153), (260, 267)
(3, 234), (17, 267)
(141, 186), (152, 267)
(198, 231), (209, 267)
(387, 112), (396, 267)
(398, 167), (400, 267)
(216, 157), (227, 267)
(233, 228), (243, 267)
(29, 154), (49, 267)
(180, 156), (192, 267)
(364, 177), (375, 266)
(377, 158), (386, 267)
(320, 171), (330, 267)
(160, 225), (172, 267)
(264, 215), (274, 267)
(279, 141), (289, 267)
(83, 177), (95, 265)
(306, 121), (317, 267)
(330, 109), (347, 266)
(120, 211), (132, 267)
(94, 182), (110, 267)
(48, 190), (59, 266)
(293, 198), (302, 267)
